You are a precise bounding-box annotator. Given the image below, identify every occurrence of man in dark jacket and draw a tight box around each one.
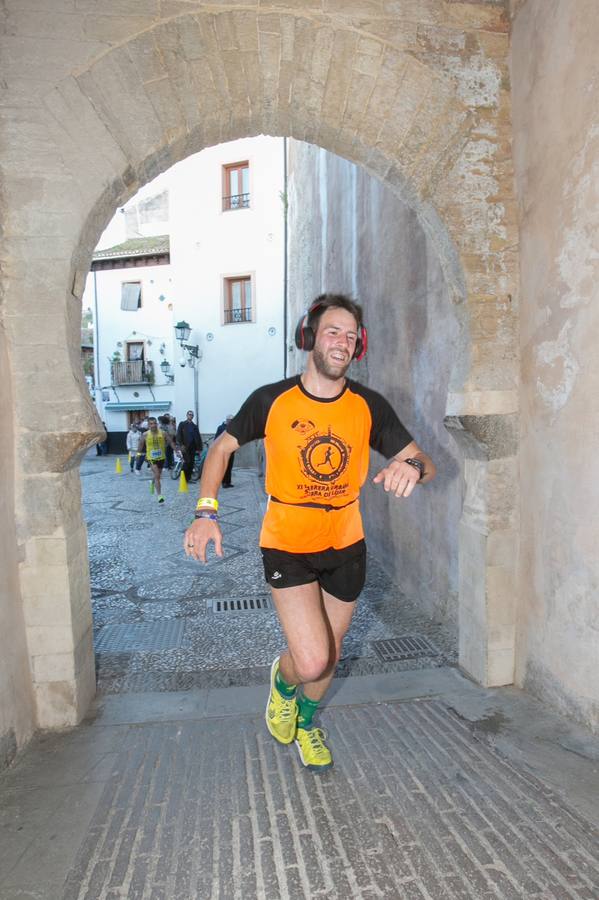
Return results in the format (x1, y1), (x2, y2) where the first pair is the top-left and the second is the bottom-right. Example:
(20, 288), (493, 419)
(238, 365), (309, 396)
(176, 410), (203, 483)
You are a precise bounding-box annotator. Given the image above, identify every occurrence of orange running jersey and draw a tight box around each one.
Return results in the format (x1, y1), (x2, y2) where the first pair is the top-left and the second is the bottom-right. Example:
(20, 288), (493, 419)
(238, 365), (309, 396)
(228, 376), (412, 553)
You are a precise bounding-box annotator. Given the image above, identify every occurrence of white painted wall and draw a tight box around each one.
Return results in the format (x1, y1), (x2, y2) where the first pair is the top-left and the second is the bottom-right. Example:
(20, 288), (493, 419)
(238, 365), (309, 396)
(83, 136), (286, 435)
(83, 265), (175, 434)
(168, 137), (285, 430)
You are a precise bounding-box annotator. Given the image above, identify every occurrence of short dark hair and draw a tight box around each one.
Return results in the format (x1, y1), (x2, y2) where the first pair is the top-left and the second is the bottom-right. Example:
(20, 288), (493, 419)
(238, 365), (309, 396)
(307, 293), (363, 334)
(148, 416), (157, 424)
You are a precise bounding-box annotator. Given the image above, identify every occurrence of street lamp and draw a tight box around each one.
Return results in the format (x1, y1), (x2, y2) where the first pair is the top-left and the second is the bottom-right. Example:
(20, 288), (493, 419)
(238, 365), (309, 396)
(174, 321), (201, 366)
(174, 320), (191, 342)
(174, 321), (200, 358)
(160, 359), (174, 383)
(174, 321), (201, 422)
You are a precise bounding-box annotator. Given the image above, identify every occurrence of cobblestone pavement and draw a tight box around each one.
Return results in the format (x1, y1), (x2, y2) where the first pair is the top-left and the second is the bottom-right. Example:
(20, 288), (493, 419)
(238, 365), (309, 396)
(82, 453), (457, 694)
(1, 671), (598, 900)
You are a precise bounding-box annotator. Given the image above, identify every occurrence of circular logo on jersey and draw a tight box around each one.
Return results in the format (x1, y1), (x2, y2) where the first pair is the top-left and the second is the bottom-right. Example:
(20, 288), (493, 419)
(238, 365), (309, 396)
(300, 430), (350, 483)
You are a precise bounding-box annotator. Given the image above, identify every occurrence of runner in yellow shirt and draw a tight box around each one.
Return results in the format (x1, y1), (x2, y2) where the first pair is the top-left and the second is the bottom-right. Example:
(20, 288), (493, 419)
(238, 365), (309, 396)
(137, 416), (176, 503)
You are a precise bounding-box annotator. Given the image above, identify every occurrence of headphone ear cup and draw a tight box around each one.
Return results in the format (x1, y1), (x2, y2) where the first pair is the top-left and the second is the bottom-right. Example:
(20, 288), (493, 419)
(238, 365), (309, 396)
(294, 314), (316, 352)
(294, 316), (306, 351)
(354, 325), (368, 361)
(302, 326), (315, 352)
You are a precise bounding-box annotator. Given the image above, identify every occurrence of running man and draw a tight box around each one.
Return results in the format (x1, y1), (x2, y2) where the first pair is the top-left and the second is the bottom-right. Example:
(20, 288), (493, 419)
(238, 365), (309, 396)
(183, 294), (436, 770)
(137, 416), (176, 503)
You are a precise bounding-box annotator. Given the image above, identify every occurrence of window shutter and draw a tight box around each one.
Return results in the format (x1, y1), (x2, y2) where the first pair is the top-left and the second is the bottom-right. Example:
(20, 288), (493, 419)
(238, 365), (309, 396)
(121, 283), (141, 310)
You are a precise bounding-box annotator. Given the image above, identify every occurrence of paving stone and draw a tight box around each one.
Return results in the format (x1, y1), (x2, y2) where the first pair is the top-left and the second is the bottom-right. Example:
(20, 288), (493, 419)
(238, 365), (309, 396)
(2, 697), (598, 898)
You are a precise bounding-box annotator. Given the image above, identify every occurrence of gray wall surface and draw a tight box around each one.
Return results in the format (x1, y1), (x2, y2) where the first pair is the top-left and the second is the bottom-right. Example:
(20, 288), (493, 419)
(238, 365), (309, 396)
(0, 327), (35, 768)
(288, 143), (463, 623)
(511, 0), (599, 731)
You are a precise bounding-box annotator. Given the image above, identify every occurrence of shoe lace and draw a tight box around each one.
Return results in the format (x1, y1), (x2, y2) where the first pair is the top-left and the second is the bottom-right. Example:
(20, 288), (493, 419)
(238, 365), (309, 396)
(305, 727), (328, 756)
(277, 695), (296, 721)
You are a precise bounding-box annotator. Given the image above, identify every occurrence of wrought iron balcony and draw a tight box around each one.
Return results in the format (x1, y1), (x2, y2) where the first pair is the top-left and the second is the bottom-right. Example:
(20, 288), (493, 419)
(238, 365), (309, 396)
(222, 192), (250, 211)
(111, 359), (155, 385)
(224, 307), (252, 324)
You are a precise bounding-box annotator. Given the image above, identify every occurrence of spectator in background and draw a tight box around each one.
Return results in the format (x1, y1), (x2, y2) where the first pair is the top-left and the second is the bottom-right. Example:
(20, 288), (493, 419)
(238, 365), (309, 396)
(215, 415), (235, 487)
(162, 415), (177, 469)
(96, 421), (109, 456)
(126, 423), (142, 472)
(176, 410), (203, 483)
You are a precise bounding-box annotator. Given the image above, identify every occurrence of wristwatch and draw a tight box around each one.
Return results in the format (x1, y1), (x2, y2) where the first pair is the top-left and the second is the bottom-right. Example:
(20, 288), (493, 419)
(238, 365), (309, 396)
(404, 457), (425, 480)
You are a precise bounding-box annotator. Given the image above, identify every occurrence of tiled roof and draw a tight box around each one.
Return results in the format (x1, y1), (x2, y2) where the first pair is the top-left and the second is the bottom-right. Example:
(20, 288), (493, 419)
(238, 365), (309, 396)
(93, 235), (170, 261)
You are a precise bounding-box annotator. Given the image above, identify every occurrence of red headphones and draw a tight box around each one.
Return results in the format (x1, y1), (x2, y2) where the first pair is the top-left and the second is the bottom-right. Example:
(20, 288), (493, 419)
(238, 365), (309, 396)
(294, 301), (368, 361)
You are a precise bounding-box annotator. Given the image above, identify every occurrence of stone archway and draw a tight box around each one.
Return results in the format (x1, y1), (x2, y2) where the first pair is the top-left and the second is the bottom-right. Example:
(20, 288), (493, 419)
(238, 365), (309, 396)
(1, 3), (518, 728)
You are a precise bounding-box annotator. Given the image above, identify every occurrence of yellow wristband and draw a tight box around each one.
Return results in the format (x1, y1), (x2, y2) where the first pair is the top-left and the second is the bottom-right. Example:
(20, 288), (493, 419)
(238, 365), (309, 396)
(196, 497), (218, 511)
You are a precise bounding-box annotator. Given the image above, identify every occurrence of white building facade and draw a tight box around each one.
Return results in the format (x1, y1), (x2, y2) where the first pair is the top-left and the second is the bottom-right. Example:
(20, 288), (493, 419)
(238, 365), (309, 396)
(82, 136), (286, 449)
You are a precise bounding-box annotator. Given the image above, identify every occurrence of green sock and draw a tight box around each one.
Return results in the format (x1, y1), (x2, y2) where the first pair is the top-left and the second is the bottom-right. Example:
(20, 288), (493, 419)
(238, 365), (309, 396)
(275, 668), (297, 699)
(297, 693), (320, 730)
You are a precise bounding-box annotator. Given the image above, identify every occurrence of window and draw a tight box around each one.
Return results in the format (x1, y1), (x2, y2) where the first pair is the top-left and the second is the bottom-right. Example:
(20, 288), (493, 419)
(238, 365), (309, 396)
(121, 281), (142, 310)
(128, 411), (148, 428)
(224, 276), (252, 324)
(126, 342), (144, 361)
(222, 162), (250, 211)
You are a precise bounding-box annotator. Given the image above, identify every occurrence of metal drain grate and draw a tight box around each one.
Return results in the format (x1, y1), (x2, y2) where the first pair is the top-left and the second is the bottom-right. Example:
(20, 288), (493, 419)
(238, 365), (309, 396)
(371, 635), (440, 662)
(208, 596), (273, 613)
(94, 620), (185, 652)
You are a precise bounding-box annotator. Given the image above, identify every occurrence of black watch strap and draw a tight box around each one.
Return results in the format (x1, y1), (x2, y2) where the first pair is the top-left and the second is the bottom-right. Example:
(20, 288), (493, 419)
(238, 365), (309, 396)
(404, 457), (425, 479)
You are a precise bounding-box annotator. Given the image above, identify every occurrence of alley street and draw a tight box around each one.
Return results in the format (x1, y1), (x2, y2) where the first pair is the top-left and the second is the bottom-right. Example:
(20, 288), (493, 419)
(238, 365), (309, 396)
(82, 452), (457, 694)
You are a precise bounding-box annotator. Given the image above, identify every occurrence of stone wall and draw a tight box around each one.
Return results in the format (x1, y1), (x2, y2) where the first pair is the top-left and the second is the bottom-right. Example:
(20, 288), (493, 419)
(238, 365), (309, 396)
(287, 142), (464, 622)
(511, 0), (599, 731)
(0, 324), (35, 769)
(0, 0), (518, 736)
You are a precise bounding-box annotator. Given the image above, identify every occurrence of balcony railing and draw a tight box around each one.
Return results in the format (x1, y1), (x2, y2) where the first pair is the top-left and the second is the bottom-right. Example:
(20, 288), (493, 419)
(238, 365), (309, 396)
(222, 193), (250, 211)
(224, 307), (252, 324)
(111, 359), (155, 385)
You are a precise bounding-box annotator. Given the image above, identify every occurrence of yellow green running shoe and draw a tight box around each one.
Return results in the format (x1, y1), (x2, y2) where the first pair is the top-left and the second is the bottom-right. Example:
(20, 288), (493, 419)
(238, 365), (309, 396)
(295, 726), (333, 771)
(265, 657), (298, 745)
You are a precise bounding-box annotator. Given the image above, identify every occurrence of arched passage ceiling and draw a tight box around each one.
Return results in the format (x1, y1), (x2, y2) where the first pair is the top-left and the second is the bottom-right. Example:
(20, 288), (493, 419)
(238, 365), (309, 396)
(43, 9), (474, 293)
(53, 10), (471, 200)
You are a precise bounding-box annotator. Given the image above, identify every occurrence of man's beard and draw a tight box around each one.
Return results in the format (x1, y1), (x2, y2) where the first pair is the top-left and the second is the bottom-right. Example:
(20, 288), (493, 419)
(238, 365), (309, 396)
(312, 347), (351, 381)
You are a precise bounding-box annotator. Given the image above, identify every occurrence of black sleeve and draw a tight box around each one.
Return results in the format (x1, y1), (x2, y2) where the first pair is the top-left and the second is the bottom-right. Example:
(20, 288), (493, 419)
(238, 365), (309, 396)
(350, 381), (413, 458)
(227, 377), (298, 447)
(226, 387), (274, 446)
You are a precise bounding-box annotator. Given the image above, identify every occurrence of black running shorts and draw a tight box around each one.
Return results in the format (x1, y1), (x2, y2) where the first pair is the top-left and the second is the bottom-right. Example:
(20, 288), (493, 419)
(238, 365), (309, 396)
(260, 540), (366, 602)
